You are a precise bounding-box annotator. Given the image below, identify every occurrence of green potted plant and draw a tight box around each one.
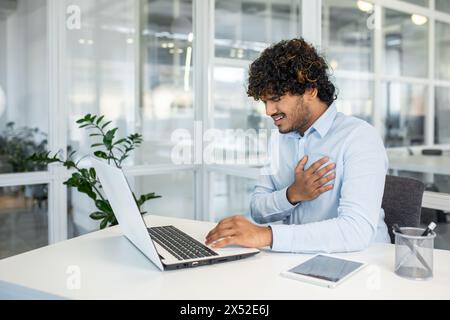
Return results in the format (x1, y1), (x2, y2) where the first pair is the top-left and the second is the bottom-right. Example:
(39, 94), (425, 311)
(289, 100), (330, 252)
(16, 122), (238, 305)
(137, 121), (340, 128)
(0, 122), (48, 173)
(29, 114), (161, 229)
(0, 123), (49, 207)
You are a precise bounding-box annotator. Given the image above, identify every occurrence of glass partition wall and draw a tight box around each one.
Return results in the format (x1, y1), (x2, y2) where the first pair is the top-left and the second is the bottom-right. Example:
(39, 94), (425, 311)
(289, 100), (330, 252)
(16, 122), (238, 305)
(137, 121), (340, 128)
(64, 0), (196, 237)
(322, 0), (450, 249)
(0, 0), (50, 258)
(1, 0), (450, 259)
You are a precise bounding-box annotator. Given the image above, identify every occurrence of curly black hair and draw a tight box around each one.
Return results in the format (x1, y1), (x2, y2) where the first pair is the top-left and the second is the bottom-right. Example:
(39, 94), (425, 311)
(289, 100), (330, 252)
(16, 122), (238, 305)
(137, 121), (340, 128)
(247, 38), (337, 107)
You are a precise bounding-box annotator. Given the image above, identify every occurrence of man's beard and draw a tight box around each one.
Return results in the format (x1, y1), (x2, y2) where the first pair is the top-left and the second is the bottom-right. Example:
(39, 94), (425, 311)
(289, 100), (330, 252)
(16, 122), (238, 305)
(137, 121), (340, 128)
(279, 99), (311, 135)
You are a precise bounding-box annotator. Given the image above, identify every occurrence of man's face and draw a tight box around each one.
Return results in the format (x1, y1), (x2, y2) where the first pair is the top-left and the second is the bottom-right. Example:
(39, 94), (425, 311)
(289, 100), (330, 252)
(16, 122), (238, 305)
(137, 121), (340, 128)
(263, 93), (312, 134)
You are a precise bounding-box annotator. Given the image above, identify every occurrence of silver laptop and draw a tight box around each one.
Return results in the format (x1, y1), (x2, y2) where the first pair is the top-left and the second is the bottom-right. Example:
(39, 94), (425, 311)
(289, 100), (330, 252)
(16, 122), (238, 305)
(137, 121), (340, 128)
(91, 158), (259, 271)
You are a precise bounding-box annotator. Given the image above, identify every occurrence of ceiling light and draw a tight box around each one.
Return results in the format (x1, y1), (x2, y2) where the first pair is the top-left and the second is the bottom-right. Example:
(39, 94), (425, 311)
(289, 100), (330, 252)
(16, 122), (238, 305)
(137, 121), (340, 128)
(357, 1), (374, 13)
(330, 59), (339, 70)
(411, 14), (428, 26)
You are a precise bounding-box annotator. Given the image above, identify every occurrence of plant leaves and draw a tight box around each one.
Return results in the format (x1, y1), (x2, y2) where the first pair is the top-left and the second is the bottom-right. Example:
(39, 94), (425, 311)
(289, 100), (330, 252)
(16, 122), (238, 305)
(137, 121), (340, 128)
(68, 151), (77, 158)
(94, 151), (108, 159)
(90, 212), (107, 220)
(95, 200), (113, 214)
(100, 218), (109, 230)
(96, 115), (105, 125)
(103, 129), (118, 149)
(136, 192), (162, 207)
(80, 168), (90, 178)
(113, 138), (126, 146)
(27, 152), (61, 165)
(111, 220), (118, 226)
(77, 181), (97, 201)
(63, 160), (76, 169)
(27, 113), (157, 232)
(102, 121), (112, 130)
(106, 128), (118, 139)
(89, 168), (96, 180)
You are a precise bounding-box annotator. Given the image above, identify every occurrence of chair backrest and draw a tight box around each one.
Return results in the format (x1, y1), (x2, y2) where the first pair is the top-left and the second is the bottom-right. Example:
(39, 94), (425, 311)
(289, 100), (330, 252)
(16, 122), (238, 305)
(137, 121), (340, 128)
(382, 175), (425, 243)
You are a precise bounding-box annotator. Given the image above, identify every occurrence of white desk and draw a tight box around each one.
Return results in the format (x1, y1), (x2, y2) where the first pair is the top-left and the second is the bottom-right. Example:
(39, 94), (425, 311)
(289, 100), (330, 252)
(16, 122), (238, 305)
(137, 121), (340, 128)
(1, 215), (450, 300)
(386, 148), (450, 211)
(388, 152), (450, 176)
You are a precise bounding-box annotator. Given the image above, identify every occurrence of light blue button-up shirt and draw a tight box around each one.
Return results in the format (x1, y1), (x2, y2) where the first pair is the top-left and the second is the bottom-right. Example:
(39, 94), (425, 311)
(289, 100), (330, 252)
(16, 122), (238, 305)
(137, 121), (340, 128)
(251, 104), (391, 253)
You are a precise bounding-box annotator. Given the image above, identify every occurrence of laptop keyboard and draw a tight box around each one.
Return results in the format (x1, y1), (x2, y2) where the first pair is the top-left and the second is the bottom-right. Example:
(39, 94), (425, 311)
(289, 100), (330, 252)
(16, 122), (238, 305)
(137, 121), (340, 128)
(148, 226), (218, 261)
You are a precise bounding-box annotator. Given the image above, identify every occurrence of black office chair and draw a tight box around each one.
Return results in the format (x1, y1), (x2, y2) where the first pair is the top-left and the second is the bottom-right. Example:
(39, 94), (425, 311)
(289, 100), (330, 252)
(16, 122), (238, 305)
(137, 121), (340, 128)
(382, 175), (425, 244)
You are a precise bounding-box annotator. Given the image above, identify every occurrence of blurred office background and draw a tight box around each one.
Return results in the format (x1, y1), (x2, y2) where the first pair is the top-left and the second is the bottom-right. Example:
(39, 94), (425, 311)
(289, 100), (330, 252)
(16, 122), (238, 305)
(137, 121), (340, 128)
(0, 0), (449, 259)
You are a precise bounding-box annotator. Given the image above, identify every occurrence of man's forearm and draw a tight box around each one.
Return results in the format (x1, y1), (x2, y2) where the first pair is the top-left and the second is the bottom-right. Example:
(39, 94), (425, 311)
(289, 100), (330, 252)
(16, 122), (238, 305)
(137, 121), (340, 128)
(270, 215), (375, 253)
(250, 187), (296, 224)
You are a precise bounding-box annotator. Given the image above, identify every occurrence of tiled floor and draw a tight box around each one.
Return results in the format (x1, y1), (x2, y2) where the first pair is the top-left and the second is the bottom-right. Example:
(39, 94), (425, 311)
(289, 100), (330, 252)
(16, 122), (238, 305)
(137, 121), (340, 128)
(0, 203), (48, 260)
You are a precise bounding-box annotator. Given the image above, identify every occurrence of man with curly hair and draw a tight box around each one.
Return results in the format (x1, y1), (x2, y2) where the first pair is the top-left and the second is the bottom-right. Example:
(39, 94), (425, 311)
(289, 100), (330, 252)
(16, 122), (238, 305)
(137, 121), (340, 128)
(206, 38), (390, 253)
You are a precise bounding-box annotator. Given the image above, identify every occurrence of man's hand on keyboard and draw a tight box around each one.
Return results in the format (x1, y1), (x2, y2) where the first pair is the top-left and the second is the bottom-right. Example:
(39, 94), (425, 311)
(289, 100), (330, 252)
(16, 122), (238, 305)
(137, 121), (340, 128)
(205, 215), (272, 249)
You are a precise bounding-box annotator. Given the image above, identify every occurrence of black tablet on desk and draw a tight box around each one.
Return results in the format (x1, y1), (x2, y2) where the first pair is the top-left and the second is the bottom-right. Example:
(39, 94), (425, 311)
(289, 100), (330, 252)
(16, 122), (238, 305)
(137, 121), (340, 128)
(281, 254), (367, 288)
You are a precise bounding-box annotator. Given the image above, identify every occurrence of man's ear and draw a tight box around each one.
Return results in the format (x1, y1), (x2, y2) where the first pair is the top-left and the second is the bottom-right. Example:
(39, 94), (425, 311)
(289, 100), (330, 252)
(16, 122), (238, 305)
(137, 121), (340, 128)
(304, 88), (318, 101)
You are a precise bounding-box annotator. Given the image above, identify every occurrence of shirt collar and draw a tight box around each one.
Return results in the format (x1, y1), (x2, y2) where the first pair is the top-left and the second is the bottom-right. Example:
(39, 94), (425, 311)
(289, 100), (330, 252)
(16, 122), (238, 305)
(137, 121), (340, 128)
(311, 103), (337, 138)
(285, 104), (337, 139)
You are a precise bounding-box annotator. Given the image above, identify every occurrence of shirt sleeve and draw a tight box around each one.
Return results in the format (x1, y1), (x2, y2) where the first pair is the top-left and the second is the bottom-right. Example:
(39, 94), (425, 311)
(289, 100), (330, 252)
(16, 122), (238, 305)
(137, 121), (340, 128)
(250, 180), (297, 224)
(270, 124), (388, 253)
